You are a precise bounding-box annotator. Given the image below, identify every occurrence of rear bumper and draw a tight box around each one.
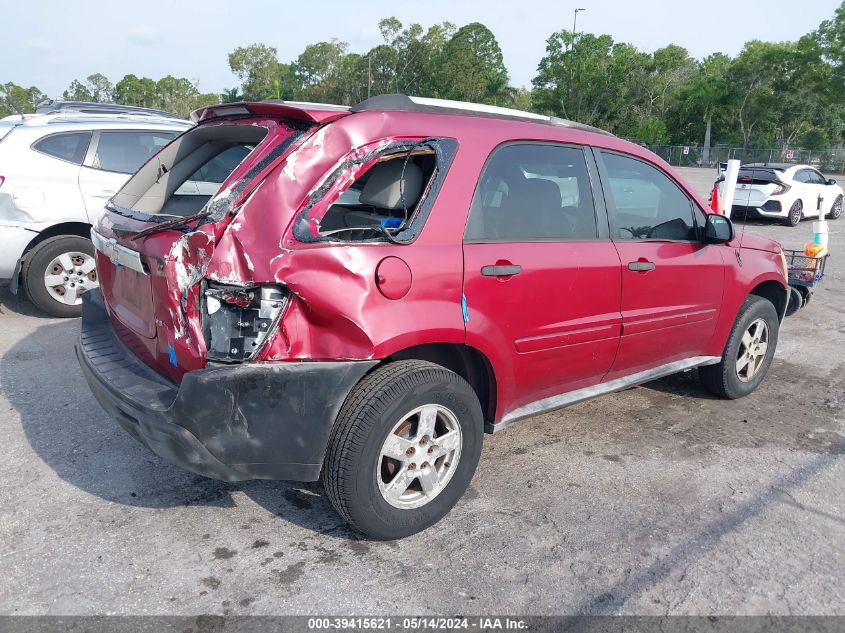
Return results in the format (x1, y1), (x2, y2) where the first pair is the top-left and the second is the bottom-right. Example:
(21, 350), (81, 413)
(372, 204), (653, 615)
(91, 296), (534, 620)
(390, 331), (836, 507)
(76, 289), (377, 482)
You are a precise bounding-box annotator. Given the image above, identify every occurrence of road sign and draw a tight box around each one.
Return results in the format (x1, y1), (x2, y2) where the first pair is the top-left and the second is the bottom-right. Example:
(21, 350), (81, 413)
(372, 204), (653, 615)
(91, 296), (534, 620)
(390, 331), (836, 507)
(786, 149), (794, 159)
(683, 146), (690, 155)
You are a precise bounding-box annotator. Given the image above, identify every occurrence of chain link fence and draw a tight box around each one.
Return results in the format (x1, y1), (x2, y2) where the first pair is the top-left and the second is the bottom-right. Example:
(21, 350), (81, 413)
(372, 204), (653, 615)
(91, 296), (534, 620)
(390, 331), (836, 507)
(643, 145), (845, 174)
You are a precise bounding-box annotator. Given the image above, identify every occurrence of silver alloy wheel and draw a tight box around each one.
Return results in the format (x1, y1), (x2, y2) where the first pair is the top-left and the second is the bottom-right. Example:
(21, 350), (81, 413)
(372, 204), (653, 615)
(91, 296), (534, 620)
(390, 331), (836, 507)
(790, 202), (802, 225)
(736, 318), (769, 382)
(377, 404), (463, 509)
(43, 251), (98, 306)
(832, 196), (843, 219)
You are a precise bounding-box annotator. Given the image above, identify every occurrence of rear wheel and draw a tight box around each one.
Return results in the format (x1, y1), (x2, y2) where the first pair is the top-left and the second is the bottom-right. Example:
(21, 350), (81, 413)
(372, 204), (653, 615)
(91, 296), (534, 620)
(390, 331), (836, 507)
(323, 360), (483, 540)
(22, 235), (97, 318)
(785, 200), (803, 227)
(828, 194), (843, 220)
(699, 295), (779, 399)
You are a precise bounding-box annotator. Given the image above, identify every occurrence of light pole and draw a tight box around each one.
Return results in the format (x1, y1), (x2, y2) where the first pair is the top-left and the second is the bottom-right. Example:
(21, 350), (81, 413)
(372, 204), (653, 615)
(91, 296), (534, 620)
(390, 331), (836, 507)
(568, 8), (586, 117)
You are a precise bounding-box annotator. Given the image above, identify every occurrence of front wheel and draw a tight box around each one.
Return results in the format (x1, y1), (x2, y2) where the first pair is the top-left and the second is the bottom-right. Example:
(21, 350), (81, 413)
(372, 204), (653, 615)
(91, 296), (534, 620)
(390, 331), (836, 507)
(698, 295), (779, 399)
(322, 360), (483, 540)
(828, 194), (843, 220)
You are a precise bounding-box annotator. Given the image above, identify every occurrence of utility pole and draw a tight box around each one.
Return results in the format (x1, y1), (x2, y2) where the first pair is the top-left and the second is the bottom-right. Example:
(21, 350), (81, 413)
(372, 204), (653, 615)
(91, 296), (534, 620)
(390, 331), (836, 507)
(568, 8), (586, 118)
(368, 55), (372, 100)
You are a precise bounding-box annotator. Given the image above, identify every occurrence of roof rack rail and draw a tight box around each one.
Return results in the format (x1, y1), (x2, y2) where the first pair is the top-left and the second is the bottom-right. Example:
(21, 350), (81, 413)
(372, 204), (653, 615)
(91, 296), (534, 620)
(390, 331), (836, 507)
(35, 100), (183, 120)
(350, 94), (612, 136)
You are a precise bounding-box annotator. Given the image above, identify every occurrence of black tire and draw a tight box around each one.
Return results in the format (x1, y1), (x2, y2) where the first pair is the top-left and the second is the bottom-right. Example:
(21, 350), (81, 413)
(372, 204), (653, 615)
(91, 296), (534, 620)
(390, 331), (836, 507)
(784, 200), (803, 226)
(828, 194), (843, 220)
(698, 295), (779, 399)
(322, 360), (483, 540)
(21, 235), (95, 318)
(785, 286), (803, 317)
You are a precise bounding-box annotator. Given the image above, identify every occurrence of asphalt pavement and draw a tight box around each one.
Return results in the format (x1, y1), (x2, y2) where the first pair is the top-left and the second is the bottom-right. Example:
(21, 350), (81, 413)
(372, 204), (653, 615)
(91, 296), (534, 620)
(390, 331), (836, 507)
(0, 167), (842, 615)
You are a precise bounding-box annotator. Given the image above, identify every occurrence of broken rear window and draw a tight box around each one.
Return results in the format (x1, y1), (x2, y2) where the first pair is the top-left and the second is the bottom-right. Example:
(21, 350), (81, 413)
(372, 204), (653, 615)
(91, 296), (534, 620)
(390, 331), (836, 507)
(293, 138), (458, 244)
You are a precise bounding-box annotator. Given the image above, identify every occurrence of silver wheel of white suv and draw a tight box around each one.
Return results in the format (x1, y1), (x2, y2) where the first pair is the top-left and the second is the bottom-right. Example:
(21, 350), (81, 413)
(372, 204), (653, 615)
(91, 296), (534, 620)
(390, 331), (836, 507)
(43, 251), (98, 306)
(22, 235), (98, 318)
(377, 404), (463, 509)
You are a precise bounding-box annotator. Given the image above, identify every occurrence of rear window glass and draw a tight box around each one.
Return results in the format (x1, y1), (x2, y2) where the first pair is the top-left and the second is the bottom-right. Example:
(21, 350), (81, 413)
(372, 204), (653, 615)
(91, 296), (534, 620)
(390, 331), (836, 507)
(92, 131), (176, 174)
(33, 132), (92, 164)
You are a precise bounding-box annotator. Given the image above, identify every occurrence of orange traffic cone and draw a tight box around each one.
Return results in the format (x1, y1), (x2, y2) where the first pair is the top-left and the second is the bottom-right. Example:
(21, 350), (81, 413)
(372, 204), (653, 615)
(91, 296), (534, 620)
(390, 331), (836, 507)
(710, 184), (721, 214)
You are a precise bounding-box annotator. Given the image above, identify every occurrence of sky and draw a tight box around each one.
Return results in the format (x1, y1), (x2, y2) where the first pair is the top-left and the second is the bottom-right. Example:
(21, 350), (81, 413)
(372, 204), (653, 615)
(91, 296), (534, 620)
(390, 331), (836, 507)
(3, 0), (841, 99)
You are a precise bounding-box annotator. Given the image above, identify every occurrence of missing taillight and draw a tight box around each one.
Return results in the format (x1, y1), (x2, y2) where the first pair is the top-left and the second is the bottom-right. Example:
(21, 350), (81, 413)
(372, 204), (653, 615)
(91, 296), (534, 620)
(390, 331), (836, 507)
(772, 182), (791, 195)
(203, 282), (288, 362)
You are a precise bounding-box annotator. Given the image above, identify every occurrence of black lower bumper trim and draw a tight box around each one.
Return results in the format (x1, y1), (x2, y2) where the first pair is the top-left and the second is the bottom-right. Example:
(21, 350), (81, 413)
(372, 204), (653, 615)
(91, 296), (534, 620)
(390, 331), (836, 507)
(76, 289), (378, 482)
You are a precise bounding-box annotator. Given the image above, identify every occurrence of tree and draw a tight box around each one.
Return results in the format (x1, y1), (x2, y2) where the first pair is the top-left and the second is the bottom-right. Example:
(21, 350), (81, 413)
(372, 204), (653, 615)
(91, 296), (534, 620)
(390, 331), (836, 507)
(228, 43), (281, 100)
(816, 0), (845, 85)
(113, 74), (158, 107)
(293, 40), (349, 102)
(0, 83), (46, 116)
(62, 79), (94, 101)
(436, 23), (509, 104)
(221, 87), (242, 103)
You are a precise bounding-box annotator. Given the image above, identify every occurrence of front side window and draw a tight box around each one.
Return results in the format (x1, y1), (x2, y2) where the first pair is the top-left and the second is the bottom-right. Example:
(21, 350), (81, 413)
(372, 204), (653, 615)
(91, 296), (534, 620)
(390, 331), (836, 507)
(92, 130), (177, 174)
(465, 143), (597, 241)
(32, 132), (92, 164)
(808, 170), (828, 185)
(600, 151), (697, 241)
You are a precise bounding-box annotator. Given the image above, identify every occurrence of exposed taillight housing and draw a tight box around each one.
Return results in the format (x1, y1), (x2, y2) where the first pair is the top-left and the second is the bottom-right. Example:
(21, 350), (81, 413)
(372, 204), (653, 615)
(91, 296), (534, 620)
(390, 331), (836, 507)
(0, 176), (5, 189)
(772, 182), (790, 195)
(202, 281), (288, 362)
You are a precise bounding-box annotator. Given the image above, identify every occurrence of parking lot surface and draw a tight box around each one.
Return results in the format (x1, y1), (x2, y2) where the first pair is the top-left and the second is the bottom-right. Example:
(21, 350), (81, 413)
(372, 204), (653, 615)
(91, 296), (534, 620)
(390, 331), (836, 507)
(0, 167), (842, 615)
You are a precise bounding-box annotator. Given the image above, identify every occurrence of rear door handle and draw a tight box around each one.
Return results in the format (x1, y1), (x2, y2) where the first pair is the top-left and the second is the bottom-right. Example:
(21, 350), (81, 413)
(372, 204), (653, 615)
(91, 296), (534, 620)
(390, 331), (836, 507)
(481, 264), (522, 277)
(627, 260), (656, 272)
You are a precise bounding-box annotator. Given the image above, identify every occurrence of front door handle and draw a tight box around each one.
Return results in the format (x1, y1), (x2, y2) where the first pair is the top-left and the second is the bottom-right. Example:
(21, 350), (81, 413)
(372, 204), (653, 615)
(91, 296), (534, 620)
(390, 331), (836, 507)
(481, 264), (522, 277)
(627, 260), (656, 272)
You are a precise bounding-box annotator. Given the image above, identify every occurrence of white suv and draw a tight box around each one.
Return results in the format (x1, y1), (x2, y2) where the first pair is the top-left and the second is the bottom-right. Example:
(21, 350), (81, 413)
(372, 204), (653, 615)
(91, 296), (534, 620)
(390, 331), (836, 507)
(0, 110), (192, 316)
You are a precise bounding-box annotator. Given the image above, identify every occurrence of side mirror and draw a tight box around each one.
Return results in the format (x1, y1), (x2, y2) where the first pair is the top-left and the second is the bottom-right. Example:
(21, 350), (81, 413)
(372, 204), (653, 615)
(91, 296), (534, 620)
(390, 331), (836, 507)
(828, 178), (837, 185)
(704, 213), (734, 244)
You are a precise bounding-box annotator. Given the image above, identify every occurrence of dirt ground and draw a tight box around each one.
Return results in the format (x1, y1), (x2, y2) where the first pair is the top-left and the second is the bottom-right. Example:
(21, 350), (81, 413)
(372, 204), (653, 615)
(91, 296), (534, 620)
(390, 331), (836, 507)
(0, 167), (842, 615)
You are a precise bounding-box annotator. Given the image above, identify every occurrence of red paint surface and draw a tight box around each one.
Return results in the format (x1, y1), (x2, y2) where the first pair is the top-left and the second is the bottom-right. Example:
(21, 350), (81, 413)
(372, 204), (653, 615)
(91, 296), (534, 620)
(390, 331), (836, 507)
(375, 257), (413, 300)
(96, 104), (787, 422)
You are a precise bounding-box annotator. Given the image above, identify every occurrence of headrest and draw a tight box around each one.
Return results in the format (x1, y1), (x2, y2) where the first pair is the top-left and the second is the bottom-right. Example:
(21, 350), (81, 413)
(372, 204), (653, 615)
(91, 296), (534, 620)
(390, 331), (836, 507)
(510, 178), (561, 210)
(359, 160), (424, 210)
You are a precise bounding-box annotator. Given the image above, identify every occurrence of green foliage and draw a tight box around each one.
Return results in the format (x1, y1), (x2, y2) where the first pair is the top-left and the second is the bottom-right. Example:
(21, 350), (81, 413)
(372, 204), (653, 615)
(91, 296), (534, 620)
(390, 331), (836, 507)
(436, 22), (510, 104)
(6, 2), (845, 150)
(228, 43), (282, 100)
(0, 83), (47, 116)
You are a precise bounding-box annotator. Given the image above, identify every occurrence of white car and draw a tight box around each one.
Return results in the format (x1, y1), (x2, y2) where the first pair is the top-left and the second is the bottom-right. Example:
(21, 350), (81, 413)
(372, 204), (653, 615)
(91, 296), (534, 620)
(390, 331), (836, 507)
(0, 108), (193, 316)
(728, 163), (844, 226)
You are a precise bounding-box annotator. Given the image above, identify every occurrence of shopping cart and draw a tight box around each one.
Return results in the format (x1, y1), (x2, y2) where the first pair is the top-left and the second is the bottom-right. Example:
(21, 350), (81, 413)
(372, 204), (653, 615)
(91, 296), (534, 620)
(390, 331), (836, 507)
(783, 248), (829, 314)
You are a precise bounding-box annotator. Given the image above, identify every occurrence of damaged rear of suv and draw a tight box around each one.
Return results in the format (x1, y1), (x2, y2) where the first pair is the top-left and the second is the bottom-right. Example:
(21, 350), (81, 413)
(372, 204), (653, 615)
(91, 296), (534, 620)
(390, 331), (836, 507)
(78, 96), (788, 539)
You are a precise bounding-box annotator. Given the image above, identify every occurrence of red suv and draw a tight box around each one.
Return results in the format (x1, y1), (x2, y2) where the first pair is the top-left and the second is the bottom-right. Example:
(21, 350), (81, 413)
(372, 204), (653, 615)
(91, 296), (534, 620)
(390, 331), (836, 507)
(77, 95), (789, 539)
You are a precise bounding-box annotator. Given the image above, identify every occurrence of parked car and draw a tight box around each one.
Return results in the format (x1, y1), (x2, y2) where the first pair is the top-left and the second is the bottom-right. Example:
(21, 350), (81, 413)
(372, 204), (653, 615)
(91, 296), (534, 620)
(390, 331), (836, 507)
(77, 96), (789, 539)
(728, 163), (843, 226)
(35, 99), (184, 119)
(0, 108), (192, 316)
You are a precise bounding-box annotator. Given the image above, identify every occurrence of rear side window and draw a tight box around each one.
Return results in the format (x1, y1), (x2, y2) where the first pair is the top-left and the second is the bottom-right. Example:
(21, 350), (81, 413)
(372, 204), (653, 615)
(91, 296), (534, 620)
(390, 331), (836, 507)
(33, 132), (92, 165)
(600, 151), (697, 241)
(92, 131), (177, 174)
(465, 143), (597, 241)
